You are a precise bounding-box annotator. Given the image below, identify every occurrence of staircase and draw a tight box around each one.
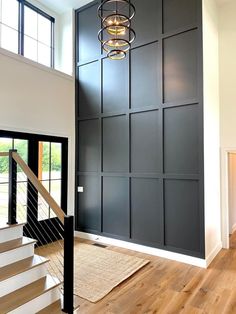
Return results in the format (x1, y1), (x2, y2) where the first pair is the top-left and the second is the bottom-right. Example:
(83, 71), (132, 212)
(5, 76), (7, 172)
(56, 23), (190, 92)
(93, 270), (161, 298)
(0, 150), (74, 313)
(0, 223), (62, 313)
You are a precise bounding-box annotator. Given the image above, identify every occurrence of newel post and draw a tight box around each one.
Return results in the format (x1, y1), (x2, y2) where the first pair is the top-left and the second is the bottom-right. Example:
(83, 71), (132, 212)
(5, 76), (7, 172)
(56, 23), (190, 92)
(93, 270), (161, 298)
(8, 149), (18, 225)
(63, 215), (74, 314)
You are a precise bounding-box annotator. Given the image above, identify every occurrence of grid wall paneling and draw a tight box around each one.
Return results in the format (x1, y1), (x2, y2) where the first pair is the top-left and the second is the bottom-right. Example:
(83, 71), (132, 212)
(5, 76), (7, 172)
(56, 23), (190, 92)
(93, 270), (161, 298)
(131, 178), (162, 245)
(103, 57), (129, 113)
(78, 175), (101, 233)
(75, 0), (205, 258)
(78, 61), (101, 116)
(103, 177), (129, 238)
(131, 42), (160, 109)
(103, 116), (129, 173)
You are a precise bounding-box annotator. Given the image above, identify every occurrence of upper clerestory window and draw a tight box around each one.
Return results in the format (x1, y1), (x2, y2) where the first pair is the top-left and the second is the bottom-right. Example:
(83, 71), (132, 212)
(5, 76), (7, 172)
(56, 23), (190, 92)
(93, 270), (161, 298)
(0, 0), (55, 68)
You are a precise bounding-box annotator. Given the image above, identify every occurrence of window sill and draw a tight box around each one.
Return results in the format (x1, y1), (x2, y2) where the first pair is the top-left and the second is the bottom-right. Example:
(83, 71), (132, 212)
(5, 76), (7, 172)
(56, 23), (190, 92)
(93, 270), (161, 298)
(0, 47), (74, 82)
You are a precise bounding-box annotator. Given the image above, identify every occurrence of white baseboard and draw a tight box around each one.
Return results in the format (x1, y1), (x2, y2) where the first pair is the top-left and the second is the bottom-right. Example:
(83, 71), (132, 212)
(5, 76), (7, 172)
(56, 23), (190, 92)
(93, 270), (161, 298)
(75, 231), (207, 268)
(205, 242), (222, 267)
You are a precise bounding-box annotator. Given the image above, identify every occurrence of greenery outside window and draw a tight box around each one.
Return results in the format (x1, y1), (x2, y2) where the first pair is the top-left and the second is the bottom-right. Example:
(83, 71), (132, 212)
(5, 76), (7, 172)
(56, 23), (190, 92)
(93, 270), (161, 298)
(38, 141), (62, 220)
(0, 0), (55, 67)
(0, 132), (67, 225)
(0, 138), (28, 223)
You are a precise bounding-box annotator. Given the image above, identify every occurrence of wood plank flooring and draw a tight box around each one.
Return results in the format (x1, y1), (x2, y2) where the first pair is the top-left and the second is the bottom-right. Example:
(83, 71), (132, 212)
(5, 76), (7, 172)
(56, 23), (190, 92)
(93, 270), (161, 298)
(43, 234), (236, 313)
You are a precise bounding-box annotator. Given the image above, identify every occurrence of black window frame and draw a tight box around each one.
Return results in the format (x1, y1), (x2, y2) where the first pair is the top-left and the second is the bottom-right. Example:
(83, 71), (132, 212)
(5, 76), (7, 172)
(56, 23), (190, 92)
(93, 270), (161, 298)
(0, 0), (55, 67)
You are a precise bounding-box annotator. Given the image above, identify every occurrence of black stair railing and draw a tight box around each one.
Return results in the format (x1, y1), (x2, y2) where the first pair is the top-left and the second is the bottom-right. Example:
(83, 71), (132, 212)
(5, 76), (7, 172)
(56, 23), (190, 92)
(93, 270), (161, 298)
(63, 215), (74, 314)
(6, 149), (74, 314)
(8, 149), (17, 225)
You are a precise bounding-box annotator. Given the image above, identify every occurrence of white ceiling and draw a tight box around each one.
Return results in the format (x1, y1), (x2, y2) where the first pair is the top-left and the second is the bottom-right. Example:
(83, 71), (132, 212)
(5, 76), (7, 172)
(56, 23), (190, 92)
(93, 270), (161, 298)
(37, 0), (93, 14)
(37, 0), (233, 15)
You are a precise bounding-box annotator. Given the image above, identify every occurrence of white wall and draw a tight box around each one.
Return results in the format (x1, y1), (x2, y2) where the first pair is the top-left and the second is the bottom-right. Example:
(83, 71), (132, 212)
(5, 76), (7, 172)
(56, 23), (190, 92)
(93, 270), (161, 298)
(219, 0), (236, 247)
(219, 1), (236, 149)
(0, 49), (75, 215)
(56, 10), (74, 75)
(203, 0), (221, 261)
(27, 0), (74, 75)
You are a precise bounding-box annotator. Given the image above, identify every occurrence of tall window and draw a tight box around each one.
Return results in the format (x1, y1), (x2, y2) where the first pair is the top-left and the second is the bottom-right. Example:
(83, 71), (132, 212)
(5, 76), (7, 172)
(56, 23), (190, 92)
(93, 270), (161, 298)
(38, 141), (62, 220)
(0, 138), (28, 223)
(0, 0), (54, 67)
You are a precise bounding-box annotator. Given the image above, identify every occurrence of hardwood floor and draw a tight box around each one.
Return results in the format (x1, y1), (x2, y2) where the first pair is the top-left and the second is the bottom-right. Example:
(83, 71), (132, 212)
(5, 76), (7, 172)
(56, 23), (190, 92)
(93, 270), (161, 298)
(44, 235), (236, 313)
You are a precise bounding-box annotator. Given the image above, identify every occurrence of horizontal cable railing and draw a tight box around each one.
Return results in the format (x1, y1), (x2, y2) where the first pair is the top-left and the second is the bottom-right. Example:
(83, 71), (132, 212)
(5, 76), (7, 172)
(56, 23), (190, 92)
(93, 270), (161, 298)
(0, 150), (74, 314)
(15, 175), (64, 281)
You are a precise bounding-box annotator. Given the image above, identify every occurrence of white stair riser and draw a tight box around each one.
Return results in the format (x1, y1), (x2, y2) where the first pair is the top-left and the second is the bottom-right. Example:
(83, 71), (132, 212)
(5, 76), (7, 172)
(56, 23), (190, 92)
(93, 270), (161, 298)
(9, 286), (61, 314)
(0, 244), (34, 267)
(0, 264), (47, 297)
(0, 226), (23, 243)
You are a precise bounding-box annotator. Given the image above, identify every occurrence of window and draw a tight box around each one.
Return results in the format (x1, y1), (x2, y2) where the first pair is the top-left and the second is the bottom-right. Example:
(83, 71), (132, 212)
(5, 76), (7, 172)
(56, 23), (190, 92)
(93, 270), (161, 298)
(0, 131), (68, 227)
(38, 141), (62, 220)
(0, 137), (28, 223)
(0, 0), (54, 67)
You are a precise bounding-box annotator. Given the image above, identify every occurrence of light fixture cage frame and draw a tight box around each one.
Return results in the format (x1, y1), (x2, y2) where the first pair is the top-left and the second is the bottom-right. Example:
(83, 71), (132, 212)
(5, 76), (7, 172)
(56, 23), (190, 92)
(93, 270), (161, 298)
(98, 0), (136, 60)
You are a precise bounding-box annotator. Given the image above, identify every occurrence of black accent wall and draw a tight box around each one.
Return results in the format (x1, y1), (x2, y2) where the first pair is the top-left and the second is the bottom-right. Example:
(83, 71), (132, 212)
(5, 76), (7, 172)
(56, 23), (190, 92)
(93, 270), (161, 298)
(75, 0), (205, 258)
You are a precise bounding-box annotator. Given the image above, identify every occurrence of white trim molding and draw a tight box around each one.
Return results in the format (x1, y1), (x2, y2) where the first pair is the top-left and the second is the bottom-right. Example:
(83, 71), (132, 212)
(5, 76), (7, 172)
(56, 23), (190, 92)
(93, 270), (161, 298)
(220, 147), (236, 249)
(231, 224), (236, 235)
(75, 231), (208, 268)
(0, 47), (74, 81)
(205, 242), (222, 267)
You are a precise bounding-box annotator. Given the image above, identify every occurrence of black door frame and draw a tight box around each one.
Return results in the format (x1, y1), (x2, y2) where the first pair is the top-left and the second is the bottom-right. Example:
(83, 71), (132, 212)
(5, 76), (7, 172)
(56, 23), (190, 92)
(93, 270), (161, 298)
(0, 129), (68, 244)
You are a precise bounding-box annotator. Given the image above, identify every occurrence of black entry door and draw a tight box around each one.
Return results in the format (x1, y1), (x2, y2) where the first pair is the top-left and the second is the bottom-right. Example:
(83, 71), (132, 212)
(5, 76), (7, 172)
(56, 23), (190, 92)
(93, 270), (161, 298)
(0, 130), (68, 245)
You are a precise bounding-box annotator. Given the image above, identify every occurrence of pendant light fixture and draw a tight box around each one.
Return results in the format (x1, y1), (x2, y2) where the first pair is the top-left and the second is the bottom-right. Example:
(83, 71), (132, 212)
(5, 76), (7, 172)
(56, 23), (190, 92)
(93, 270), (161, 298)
(98, 0), (136, 60)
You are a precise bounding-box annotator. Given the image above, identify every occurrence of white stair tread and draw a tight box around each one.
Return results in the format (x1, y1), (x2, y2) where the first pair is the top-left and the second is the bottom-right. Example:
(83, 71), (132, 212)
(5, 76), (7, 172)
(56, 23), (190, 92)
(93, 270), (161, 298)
(0, 236), (36, 254)
(0, 254), (48, 282)
(0, 275), (62, 313)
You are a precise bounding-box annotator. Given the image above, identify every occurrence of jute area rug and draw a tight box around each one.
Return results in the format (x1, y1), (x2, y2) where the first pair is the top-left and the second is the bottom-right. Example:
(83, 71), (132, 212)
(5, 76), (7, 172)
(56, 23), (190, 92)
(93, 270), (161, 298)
(73, 243), (149, 303)
(37, 241), (149, 303)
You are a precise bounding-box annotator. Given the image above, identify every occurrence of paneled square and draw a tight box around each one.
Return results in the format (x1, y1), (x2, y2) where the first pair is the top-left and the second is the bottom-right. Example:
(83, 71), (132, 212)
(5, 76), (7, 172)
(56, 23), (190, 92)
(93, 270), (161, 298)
(78, 61), (101, 117)
(78, 175), (101, 232)
(131, 178), (162, 244)
(131, 110), (160, 173)
(164, 180), (201, 253)
(163, 0), (198, 33)
(164, 105), (199, 174)
(77, 4), (100, 62)
(78, 119), (100, 172)
(103, 57), (129, 113)
(131, 42), (160, 109)
(103, 177), (129, 237)
(132, 0), (161, 47)
(103, 116), (129, 172)
(163, 30), (198, 103)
